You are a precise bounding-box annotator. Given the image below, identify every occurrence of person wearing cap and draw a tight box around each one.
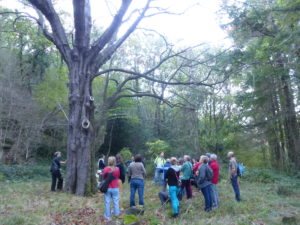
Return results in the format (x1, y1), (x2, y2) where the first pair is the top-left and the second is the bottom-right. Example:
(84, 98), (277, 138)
(227, 151), (241, 201)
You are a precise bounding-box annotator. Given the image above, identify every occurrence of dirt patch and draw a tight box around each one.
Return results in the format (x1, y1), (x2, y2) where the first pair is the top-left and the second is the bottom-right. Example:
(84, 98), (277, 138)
(51, 207), (98, 225)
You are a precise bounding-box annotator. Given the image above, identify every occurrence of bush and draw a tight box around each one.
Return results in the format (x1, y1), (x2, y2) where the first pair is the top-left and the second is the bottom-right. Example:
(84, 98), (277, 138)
(243, 168), (276, 183)
(120, 147), (132, 162)
(277, 185), (294, 196)
(0, 163), (49, 181)
(145, 140), (170, 158)
(0, 172), (5, 182)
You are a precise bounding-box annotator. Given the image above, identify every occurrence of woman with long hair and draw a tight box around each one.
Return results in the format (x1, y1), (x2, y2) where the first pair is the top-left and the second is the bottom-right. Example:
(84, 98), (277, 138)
(102, 156), (120, 221)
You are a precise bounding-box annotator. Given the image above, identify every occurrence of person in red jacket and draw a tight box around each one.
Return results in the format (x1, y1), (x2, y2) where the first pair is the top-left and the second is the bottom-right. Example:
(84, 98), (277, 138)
(209, 153), (220, 208)
(102, 156), (120, 221)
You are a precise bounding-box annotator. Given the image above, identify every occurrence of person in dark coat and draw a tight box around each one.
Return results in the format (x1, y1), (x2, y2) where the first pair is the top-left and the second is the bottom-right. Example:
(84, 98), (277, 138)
(98, 154), (106, 170)
(116, 154), (126, 209)
(197, 155), (213, 212)
(50, 151), (66, 192)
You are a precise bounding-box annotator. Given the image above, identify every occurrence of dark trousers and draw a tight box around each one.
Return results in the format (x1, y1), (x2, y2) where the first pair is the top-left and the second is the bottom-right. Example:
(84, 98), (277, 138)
(181, 179), (192, 199)
(158, 191), (169, 206)
(201, 185), (212, 211)
(51, 170), (63, 191)
(231, 175), (241, 201)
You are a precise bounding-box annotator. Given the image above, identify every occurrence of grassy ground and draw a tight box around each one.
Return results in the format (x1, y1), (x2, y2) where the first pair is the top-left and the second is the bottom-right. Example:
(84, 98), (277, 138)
(0, 168), (300, 225)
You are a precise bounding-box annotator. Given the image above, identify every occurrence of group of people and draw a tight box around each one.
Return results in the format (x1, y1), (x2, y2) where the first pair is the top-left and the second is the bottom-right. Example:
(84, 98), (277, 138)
(154, 151), (241, 217)
(50, 150), (242, 221)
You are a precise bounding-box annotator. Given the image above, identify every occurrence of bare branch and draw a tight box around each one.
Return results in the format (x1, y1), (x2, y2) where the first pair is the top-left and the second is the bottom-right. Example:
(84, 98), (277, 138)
(90, 0), (152, 71)
(110, 91), (173, 108)
(27, 0), (71, 65)
(88, 0), (133, 62)
(93, 46), (192, 79)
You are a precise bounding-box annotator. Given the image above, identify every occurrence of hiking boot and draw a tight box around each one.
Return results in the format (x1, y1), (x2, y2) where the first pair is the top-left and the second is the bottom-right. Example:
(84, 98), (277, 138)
(172, 213), (179, 218)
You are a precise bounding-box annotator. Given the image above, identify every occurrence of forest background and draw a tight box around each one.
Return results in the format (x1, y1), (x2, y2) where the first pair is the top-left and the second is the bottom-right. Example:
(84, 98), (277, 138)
(0, 0), (300, 192)
(0, 0), (300, 224)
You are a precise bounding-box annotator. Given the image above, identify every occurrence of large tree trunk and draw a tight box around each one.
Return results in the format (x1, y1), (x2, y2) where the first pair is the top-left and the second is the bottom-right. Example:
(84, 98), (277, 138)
(280, 72), (300, 170)
(65, 60), (95, 195)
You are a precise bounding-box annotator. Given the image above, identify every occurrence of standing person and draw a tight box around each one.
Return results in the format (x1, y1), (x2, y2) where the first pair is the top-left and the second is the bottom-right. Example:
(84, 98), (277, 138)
(96, 154), (106, 183)
(165, 157), (181, 218)
(154, 152), (166, 185)
(50, 151), (66, 192)
(162, 159), (171, 190)
(209, 154), (220, 208)
(102, 156), (120, 222)
(116, 154), (126, 184)
(193, 158), (202, 176)
(180, 155), (193, 199)
(128, 154), (146, 209)
(98, 154), (106, 170)
(116, 154), (126, 209)
(197, 155), (213, 212)
(228, 151), (241, 202)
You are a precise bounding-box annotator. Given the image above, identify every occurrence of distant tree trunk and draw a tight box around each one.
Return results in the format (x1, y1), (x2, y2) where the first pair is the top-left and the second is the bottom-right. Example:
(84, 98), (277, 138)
(277, 58), (300, 170)
(154, 101), (162, 137)
(268, 82), (285, 169)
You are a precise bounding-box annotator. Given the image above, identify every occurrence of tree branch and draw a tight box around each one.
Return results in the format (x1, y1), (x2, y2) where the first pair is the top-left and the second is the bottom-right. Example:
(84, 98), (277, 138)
(27, 0), (71, 65)
(89, 0), (152, 72)
(88, 0), (133, 62)
(73, 0), (92, 50)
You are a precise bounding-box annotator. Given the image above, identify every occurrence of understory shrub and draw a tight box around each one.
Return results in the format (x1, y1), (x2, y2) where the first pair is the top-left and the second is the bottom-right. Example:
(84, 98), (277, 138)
(0, 163), (49, 181)
(243, 168), (277, 183)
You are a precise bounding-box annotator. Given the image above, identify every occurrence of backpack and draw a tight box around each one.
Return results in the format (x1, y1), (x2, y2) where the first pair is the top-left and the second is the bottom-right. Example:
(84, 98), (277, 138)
(50, 159), (59, 173)
(196, 164), (213, 187)
(98, 170), (116, 193)
(237, 162), (245, 177)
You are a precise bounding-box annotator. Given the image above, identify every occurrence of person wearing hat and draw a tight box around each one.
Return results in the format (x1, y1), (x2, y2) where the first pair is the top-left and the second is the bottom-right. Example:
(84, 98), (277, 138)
(227, 151), (241, 201)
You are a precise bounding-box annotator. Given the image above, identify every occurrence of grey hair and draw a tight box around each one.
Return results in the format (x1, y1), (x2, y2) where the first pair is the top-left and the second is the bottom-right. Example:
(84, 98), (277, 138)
(210, 154), (217, 160)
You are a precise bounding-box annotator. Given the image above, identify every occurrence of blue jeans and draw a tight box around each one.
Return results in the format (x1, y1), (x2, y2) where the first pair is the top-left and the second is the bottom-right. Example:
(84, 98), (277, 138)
(104, 188), (120, 219)
(210, 184), (219, 207)
(201, 185), (212, 211)
(169, 186), (180, 214)
(231, 175), (241, 201)
(154, 168), (163, 185)
(130, 178), (144, 207)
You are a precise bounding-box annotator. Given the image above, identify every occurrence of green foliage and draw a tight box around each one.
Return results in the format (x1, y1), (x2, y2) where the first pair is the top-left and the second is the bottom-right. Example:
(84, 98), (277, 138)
(243, 168), (277, 183)
(145, 140), (170, 158)
(0, 214), (26, 225)
(34, 66), (68, 110)
(123, 214), (139, 225)
(0, 164), (49, 181)
(0, 172), (5, 182)
(277, 185), (294, 196)
(120, 147), (132, 161)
